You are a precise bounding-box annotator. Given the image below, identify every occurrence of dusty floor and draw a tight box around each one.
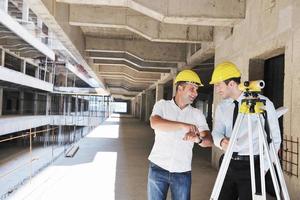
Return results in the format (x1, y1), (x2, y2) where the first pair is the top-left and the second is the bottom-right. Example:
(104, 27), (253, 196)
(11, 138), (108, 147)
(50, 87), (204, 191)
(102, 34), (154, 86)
(8, 115), (217, 200)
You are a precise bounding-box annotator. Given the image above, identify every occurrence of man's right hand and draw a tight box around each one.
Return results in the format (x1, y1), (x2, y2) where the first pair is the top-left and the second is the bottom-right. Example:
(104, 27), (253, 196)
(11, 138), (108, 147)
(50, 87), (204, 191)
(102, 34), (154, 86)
(181, 123), (199, 135)
(220, 137), (230, 151)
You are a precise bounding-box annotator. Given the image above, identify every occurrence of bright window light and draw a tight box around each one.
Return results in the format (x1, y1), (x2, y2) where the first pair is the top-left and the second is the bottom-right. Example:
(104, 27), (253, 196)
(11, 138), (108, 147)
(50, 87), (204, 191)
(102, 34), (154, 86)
(87, 124), (119, 138)
(10, 152), (118, 200)
(112, 102), (127, 113)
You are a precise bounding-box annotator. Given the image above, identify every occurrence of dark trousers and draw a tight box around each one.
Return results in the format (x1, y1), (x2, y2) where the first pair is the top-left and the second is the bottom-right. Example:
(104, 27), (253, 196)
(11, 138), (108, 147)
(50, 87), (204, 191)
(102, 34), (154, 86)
(218, 155), (261, 200)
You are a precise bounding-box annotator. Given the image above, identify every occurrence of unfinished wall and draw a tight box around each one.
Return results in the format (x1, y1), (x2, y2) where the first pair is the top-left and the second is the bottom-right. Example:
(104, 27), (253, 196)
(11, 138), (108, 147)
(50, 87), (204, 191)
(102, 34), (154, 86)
(211, 0), (300, 198)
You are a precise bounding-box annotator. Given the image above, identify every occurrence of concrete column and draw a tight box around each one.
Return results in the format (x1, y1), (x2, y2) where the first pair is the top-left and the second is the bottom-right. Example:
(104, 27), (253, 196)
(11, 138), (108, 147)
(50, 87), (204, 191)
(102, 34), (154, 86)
(19, 91), (24, 115)
(34, 93), (38, 115)
(65, 70), (68, 87)
(21, 60), (26, 74)
(62, 95), (66, 116)
(156, 83), (164, 102)
(0, 0), (8, 13)
(1, 48), (5, 66)
(22, 1), (29, 22)
(46, 93), (51, 115)
(75, 95), (78, 117)
(35, 65), (40, 79)
(58, 125), (62, 145)
(140, 93), (146, 121)
(0, 87), (3, 116)
(67, 96), (71, 115)
(145, 90), (151, 122)
(131, 99), (135, 116)
(80, 97), (84, 115)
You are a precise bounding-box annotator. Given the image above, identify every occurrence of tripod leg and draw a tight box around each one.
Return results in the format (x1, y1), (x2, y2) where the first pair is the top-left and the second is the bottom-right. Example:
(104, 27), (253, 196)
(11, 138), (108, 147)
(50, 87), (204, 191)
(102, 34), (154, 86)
(268, 142), (290, 200)
(256, 115), (289, 200)
(210, 114), (245, 200)
(247, 114), (258, 197)
(258, 116), (266, 199)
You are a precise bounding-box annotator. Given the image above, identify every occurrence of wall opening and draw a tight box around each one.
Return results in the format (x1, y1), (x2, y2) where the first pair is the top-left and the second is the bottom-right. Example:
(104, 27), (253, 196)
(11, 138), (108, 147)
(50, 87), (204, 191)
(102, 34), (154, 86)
(249, 54), (285, 158)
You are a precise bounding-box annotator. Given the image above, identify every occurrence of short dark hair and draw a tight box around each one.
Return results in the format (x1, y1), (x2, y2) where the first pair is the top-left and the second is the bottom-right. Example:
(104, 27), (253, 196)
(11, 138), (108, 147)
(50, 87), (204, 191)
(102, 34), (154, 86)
(175, 81), (187, 91)
(224, 77), (241, 85)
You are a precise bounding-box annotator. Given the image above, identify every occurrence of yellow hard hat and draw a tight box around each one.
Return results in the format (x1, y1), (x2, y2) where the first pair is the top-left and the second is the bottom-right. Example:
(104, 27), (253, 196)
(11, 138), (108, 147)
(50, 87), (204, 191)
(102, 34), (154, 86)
(209, 61), (241, 84)
(174, 69), (203, 86)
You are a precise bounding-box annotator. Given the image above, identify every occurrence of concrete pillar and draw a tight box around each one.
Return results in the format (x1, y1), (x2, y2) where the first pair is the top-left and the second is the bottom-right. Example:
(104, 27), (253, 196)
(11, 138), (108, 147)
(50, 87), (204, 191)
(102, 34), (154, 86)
(145, 90), (152, 122)
(131, 99), (135, 116)
(35, 65), (40, 79)
(21, 60), (26, 74)
(156, 83), (164, 102)
(0, 87), (3, 116)
(46, 93), (51, 115)
(65, 70), (68, 87)
(0, 0), (8, 13)
(22, 1), (29, 22)
(75, 95), (78, 117)
(58, 125), (62, 145)
(63, 95), (66, 116)
(34, 93), (38, 115)
(19, 91), (24, 115)
(67, 96), (71, 115)
(140, 92), (146, 121)
(80, 97), (84, 115)
(1, 48), (5, 66)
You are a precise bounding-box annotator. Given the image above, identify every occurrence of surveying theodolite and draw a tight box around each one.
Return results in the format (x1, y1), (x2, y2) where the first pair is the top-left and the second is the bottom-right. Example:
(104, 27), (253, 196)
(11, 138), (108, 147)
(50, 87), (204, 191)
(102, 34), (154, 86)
(210, 80), (290, 200)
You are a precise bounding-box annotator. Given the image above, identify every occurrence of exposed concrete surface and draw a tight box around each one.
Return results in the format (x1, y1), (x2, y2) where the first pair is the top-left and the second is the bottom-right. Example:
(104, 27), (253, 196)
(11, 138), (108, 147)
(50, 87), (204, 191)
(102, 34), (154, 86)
(210, 0), (300, 198)
(9, 115), (217, 200)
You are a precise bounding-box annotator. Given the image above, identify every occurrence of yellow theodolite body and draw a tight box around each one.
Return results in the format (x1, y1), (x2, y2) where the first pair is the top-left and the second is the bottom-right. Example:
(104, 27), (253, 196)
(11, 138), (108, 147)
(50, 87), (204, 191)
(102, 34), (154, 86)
(238, 80), (266, 114)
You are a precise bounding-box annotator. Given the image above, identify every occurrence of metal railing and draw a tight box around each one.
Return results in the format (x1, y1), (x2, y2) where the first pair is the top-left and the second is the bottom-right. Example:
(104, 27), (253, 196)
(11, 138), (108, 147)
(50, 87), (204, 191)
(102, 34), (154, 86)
(282, 135), (299, 177)
(0, 127), (58, 182)
(0, 125), (89, 198)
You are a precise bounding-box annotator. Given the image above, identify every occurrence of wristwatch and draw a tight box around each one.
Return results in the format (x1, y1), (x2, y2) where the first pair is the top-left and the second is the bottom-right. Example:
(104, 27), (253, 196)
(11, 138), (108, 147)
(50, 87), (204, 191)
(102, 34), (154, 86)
(197, 135), (203, 144)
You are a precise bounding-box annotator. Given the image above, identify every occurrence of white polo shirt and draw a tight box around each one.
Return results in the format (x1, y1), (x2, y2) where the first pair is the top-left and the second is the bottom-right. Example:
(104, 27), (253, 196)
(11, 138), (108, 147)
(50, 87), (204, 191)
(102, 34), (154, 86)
(148, 99), (209, 173)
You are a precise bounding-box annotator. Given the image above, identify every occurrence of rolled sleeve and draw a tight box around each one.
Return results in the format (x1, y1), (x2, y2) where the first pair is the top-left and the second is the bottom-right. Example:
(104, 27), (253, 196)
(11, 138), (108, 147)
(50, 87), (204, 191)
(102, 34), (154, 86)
(196, 111), (209, 132)
(212, 105), (226, 149)
(150, 100), (164, 118)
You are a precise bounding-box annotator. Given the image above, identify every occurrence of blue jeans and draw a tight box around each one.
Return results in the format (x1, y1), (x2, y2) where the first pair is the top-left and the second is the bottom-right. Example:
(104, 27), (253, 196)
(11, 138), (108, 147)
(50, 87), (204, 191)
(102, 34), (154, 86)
(147, 162), (191, 200)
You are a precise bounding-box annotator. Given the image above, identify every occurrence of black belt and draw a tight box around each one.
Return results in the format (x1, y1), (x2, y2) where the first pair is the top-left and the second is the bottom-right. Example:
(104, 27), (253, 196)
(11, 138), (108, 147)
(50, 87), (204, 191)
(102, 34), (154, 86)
(231, 153), (260, 161)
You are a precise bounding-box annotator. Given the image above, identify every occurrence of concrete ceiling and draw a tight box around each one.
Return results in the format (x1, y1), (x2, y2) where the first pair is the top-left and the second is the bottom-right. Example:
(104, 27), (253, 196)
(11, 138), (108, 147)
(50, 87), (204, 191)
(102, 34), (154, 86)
(26, 0), (246, 99)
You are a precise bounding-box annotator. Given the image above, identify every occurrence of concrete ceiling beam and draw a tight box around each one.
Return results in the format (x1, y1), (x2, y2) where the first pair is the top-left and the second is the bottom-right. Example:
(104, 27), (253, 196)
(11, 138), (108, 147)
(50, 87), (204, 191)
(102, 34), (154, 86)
(105, 79), (151, 88)
(106, 84), (145, 92)
(109, 87), (140, 95)
(87, 51), (178, 69)
(98, 65), (162, 79)
(94, 59), (171, 73)
(187, 42), (215, 66)
(100, 74), (156, 84)
(69, 5), (213, 43)
(86, 37), (187, 62)
(57, 0), (245, 26)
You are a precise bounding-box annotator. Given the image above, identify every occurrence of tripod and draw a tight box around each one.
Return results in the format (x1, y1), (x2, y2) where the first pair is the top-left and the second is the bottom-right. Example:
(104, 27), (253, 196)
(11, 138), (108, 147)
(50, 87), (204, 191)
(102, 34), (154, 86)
(210, 95), (290, 200)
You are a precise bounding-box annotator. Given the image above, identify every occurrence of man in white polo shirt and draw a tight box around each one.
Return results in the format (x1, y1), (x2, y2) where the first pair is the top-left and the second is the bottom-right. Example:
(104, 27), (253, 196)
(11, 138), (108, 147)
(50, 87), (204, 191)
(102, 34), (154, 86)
(147, 69), (213, 200)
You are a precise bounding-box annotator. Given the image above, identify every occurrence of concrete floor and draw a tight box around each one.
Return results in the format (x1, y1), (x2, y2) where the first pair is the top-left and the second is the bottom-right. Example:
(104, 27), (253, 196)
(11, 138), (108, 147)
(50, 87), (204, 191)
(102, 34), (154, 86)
(8, 115), (217, 200)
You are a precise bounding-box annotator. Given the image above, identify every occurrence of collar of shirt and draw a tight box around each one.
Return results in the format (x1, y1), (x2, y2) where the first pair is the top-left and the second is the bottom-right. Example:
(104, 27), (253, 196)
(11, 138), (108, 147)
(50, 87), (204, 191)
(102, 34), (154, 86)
(228, 92), (244, 104)
(171, 98), (191, 111)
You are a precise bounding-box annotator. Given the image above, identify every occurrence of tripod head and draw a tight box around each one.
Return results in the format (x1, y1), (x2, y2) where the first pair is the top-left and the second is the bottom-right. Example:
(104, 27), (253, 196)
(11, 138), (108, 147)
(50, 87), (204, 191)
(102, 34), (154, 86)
(238, 80), (266, 114)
